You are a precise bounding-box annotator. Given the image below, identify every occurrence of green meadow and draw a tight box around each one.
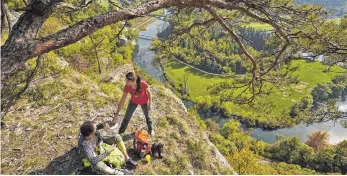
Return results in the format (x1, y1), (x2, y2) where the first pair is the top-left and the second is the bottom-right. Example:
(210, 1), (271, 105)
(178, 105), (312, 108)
(244, 18), (341, 30)
(164, 59), (346, 127)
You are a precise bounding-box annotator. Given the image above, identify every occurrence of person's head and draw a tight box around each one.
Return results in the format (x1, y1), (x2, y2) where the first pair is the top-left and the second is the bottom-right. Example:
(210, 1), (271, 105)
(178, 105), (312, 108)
(80, 121), (96, 138)
(125, 72), (141, 92)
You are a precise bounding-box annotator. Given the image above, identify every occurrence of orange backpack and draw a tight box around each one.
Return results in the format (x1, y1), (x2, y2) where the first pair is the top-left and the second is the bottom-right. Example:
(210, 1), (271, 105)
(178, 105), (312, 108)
(133, 130), (152, 158)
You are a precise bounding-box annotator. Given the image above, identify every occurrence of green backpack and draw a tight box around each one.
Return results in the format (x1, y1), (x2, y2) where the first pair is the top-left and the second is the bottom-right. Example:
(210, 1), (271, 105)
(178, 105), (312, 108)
(82, 143), (126, 169)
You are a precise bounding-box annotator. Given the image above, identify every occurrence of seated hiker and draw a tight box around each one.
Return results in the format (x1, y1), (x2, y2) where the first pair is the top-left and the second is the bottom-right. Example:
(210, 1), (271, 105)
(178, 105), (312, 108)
(78, 121), (137, 174)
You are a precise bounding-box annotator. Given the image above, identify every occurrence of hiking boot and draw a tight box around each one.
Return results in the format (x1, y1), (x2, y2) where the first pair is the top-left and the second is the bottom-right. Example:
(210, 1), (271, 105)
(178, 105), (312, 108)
(120, 169), (134, 175)
(114, 169), (124, 175)
(158, 143), (164, 158)
(151, 143), (159, 157)
(150, 130), (155, 136)
(126, 158), (138, 167)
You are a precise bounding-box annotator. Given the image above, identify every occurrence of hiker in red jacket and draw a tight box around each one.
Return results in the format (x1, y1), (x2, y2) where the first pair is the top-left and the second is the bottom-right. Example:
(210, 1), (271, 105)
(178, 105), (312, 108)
(112, 72), (154, 135)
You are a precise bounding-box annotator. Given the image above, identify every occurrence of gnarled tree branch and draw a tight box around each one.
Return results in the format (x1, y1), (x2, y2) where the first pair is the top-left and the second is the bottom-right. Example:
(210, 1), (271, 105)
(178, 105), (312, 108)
(1, 0), (176, 82)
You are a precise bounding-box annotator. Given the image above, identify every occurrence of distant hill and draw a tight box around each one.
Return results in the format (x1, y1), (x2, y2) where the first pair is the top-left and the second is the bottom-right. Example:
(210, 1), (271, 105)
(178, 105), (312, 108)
(295, 0), (347, 17)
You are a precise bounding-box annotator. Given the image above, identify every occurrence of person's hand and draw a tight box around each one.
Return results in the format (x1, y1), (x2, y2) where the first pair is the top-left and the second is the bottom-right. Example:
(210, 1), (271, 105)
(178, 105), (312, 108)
(148, 102), (151, 111)
(104, 120), (112, 127)
(101, 121), (111, 127)
(113, 112), (119, 119)
(108, 120), (116, 127)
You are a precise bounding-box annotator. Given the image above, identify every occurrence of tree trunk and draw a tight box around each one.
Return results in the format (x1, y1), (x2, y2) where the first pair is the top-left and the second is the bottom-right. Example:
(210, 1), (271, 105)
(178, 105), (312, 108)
(1, 0), (61, 81)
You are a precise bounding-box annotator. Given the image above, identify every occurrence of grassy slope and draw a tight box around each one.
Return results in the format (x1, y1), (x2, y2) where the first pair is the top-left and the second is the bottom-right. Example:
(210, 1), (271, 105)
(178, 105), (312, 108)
(1, 62), (233, 175)
(165, 59), (346, 126)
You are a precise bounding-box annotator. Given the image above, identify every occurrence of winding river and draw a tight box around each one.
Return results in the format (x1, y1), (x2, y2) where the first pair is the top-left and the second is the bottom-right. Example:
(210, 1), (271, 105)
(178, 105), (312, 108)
(133, 19), (347, 144)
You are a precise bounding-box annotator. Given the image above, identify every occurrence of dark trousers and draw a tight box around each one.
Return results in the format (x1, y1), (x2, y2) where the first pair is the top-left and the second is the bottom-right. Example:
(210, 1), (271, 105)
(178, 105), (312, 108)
(119, 101), (152, 134)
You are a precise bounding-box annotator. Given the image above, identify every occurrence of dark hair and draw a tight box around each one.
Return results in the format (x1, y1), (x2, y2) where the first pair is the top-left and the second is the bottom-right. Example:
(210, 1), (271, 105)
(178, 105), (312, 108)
(126, 72), (141, 92)
(136, 76), (141, 92)
(80, 121), (94, 137)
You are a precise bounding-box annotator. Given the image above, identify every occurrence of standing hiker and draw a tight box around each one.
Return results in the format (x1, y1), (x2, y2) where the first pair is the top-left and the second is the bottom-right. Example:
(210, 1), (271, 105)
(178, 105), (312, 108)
(112, 72), (154, 135)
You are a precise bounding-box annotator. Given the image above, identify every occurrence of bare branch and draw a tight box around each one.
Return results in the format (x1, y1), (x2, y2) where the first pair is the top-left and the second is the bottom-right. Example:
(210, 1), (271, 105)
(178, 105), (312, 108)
(1, 1), (13, 32)
(65, 0), (94, 13)
(89, 36), (102, 74)
(205, 0), (289, 41)
(108, 0), (124, 10)
(103, 20), (127, 49)
(174, 18), (216, 36)
(206, 7), (258, 79)
(260, 42), (290, 76)
(1, 56), (41, 119)
(22, 0), (28, 6)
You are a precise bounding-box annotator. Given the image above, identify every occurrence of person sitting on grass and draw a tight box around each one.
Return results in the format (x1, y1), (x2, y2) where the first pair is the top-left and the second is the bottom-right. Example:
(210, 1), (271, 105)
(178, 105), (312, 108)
(78, 121), (137, 174)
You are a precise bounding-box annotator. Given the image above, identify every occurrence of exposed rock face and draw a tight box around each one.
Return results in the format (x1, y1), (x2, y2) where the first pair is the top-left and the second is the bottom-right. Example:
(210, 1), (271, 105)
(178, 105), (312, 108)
(103, 64), (134, 83)
(119, 35), (128, 46)
(131, 39), (137, 46)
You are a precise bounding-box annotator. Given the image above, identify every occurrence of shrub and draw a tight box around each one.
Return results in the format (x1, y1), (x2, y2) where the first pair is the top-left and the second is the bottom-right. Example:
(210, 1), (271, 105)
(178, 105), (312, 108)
(186, 139), (209, 169)
(220, 119), (241, 138)
(269, 136), (315, 167)
(205, 119), (219, 133)
(305, 131), (330, 152)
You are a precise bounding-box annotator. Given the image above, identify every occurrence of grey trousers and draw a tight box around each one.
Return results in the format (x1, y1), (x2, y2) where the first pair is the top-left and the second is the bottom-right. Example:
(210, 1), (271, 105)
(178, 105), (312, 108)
(118, 101), (153, 134)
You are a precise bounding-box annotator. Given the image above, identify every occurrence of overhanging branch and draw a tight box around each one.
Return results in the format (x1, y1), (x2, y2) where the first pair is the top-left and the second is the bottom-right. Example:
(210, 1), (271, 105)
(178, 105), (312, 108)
(206, 7), (258, 79)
